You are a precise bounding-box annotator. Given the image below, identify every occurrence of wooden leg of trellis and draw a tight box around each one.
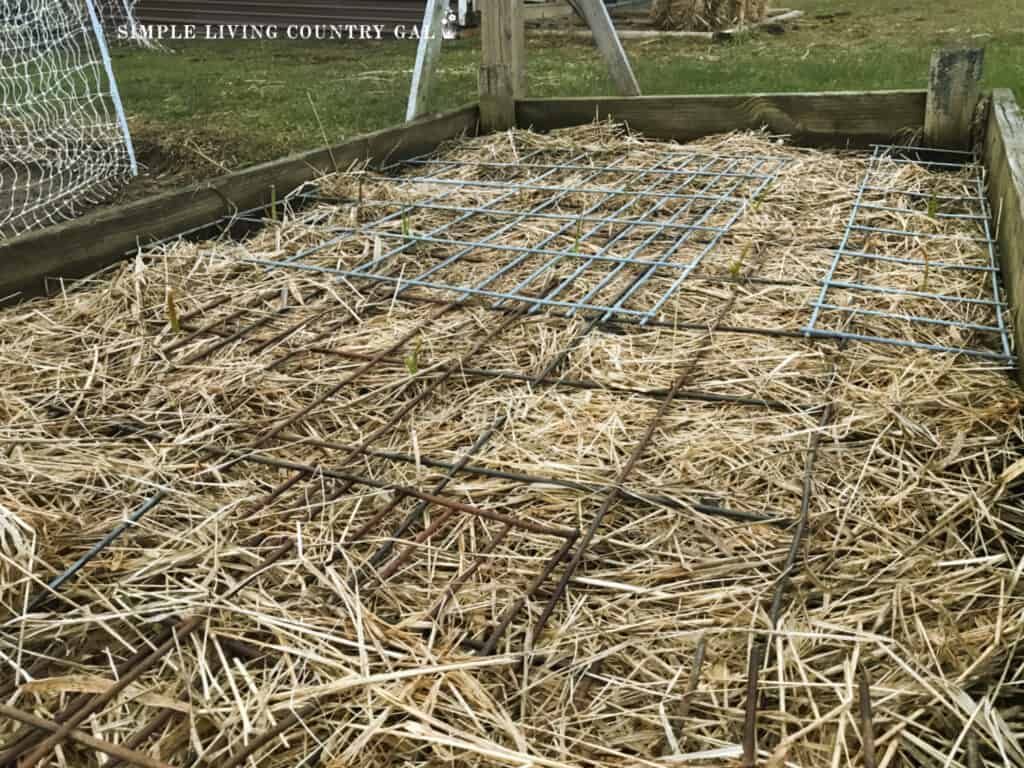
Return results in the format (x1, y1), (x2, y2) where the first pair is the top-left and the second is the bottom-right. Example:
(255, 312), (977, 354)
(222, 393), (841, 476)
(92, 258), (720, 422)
(406, 0), (449, 122)
(573, 0), (641, 97)
(480, 0), (525, 132)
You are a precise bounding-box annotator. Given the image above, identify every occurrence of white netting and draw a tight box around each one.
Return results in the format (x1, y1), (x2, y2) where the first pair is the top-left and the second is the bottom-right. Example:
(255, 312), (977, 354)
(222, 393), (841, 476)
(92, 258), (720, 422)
(0, 0), (137, 237)
(95, 0), (137, 30)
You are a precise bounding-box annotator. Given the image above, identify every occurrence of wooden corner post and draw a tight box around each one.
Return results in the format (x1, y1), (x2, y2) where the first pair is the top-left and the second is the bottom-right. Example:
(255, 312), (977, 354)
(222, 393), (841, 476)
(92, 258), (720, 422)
(925, 48), (984, 149)
(480, 0), (525, 132)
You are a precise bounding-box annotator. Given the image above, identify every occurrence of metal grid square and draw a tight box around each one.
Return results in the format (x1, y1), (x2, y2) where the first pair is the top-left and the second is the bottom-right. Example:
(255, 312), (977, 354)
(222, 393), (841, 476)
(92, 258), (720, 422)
(804, 144), (1015, 362)
(251, 148), (786, 324)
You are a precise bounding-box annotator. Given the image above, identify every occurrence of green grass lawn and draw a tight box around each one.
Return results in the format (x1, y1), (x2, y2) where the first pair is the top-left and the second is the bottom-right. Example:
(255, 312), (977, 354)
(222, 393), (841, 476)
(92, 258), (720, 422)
(113, 0), (1024, 181)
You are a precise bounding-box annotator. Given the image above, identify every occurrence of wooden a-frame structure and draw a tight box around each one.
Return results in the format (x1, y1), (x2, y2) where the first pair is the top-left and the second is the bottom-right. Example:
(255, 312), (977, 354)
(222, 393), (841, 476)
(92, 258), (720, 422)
(408, 0), (640, 125)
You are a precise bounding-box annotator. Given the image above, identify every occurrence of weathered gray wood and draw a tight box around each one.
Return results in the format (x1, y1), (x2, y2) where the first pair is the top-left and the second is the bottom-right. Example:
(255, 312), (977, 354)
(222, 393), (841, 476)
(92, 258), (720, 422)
(984, 89), (1024, 383)
(406, 0), (449, 121)
(720, 9), (803, 35)
(565, 28), (713, 40)
(523, 0), (574, 21)
(516, 91), (928, 147)
(479, 64), (517, 131)
(523, 0), (647, 22)
(479, 0), (526, 131)
(574, 0), (641, 97)
(925, 48), (984, 149)
(0, 105), (480, 303)
(560, 8), (802, 40)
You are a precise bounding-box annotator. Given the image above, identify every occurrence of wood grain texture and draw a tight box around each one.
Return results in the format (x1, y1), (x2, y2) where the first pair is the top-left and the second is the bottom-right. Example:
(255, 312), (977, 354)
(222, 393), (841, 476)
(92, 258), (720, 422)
(984, 89), (1024, 382)
(565, 29), (713, 40)
(0, 104), (479, 303)
(479, 64), (517, 131)
(516, 91), (928, 147)
(522, 1), (574, 21)
(479, 0), (525, 131)
(480, 0), (525, 89)
(405, 0), (448, 121)
(925, 48), (984, 149)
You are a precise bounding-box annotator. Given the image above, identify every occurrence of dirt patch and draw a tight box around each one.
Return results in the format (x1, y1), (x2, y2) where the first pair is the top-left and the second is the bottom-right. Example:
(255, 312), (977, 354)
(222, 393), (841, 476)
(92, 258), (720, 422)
(78, 121), (252, 212)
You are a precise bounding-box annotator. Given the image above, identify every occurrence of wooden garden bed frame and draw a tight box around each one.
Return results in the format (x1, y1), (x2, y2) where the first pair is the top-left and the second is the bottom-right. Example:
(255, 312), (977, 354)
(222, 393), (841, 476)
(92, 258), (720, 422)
(1, 3), (1020, 381)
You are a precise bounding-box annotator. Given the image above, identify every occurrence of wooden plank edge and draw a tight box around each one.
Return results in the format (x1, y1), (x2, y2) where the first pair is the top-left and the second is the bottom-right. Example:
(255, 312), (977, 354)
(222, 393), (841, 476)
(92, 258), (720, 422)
(562, 28), (714, 41)
(720, 9), (804, 36)
(515, 90), (927, 148)
(984, 89), (1024, 382)
(552, 9), (802, 39)
(524, 0), (677, 24)
(0, 103), (480, 303)
(557, 9), (802, 39)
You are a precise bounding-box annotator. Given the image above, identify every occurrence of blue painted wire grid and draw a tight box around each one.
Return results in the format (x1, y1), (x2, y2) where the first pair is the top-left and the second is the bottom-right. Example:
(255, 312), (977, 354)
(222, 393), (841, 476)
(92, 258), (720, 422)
(803, 144), (1015, 363)
(251, 148), (786, 324)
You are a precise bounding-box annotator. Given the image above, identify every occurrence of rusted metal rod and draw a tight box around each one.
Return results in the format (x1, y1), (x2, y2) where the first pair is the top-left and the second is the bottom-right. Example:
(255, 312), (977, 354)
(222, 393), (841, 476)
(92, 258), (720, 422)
(479, 534), (577, 655)
(369, 507), (458, 586)
(0, 704), (174, 768)
(741, 641), (764, 767)
(274, 432), (792, 527)
(663, 635), (707, 754)
(430, 523), (512, 619)
(8, 541), (295, 766)
(0, 623), (178, 762)
(107, 634), (262, 768)
(207, 447), (576, 539)
(768, 403), (833, 626)
(269, 342), (799, 411)
(859, 664), (877, 768)
(229, 302), (512, 562)
(254, 302), (454, 449)
(530, 310), (737, 640)
(742, 403), (833, 767)
(341, 424), (506, 591)
(18, 615), (205, 766)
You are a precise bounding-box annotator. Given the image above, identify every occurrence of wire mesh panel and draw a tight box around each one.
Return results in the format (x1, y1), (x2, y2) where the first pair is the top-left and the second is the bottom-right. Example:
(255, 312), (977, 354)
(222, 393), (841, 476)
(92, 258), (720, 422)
(804, 144), (1014, 362)
(254, 148), (786, 324)
(0, 0), (137, 237)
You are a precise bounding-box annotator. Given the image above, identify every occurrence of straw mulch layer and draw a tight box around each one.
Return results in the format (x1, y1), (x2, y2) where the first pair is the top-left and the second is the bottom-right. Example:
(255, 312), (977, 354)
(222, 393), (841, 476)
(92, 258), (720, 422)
(0, 124), (1022, 768)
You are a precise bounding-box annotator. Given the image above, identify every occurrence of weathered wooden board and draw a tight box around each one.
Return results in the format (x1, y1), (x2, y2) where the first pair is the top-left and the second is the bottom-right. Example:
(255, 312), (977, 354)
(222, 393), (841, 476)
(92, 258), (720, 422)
(516, 91), (928, 147)
(480, 0), (525, 132)
(405, 0), (449, 121)
(924, 48), (984, 149)
(984, 89), (1024, 382)
(523, 0), (576, 22)
(0, 104), (479, 302)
